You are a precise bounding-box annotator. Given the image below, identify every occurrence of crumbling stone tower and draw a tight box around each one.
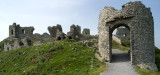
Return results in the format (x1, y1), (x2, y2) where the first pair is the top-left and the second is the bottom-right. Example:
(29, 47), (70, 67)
(98, 1), (157, 70)
(48, 24), (65, 40)
(116, 27), (130, 39)
(9, 22), (21, 38)
(9, 22), (34, 39)
(67, 24), (81, 40)
(82, 28), (90, 35)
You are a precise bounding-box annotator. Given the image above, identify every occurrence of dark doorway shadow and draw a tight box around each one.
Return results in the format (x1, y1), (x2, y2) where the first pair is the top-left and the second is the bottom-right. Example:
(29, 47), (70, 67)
(110, 49), (130, 63)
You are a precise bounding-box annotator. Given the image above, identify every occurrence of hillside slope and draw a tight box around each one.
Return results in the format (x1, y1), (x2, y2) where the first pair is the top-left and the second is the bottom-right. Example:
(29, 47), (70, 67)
(0, 39), (105, 75)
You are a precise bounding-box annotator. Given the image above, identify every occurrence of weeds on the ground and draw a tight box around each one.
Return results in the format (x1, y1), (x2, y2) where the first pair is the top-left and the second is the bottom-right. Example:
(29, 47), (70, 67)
(0, 39), (106, 75)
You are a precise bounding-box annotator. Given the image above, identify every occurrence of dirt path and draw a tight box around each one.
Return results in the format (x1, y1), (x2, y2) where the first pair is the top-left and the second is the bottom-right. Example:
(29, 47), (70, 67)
(100, 49), (139, 75)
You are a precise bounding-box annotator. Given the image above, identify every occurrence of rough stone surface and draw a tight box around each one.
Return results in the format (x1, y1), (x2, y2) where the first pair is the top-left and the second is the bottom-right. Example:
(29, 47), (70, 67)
(5, 23), (67, 51)
(4, 38), (31, 51)
(9, 22), (34, 39)
(82, 28), (90, 35)
(67, 24), (81, 40)
(33, 41), (43, 46)
(98, 1), (157, 70)
(116, 27), (130, 40)
(48, 24), (65, 40)
(5, 23), (95, 51)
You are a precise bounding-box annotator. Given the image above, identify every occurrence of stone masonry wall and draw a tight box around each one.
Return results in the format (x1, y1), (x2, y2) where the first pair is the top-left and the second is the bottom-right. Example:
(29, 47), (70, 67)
(67, 24), (81, 40)
(82, 28), (90, 35)
(98, 1), (157, 70)
(116, 28), (130, 40)
(5, 23), (94, 51)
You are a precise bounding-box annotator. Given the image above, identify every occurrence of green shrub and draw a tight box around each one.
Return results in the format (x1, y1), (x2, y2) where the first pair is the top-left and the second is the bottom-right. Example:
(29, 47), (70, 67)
(112, 40), (130, 52)
(121, 39), (130, 47)
(155, 46), (160, 53)
(155, 46), (160, 71)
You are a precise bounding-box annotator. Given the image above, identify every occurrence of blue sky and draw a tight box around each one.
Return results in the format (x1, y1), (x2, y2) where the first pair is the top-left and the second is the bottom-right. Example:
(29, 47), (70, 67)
(0, 0), (159, 48)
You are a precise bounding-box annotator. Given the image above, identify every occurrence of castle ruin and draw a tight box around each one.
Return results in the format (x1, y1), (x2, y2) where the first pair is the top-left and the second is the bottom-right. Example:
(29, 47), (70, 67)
(116, 27), (130, 40)
(82, 28), (90, 35)
(67, 24), (81, 40)
(4, 23), (93, 51)
(98, 1), (157, 70)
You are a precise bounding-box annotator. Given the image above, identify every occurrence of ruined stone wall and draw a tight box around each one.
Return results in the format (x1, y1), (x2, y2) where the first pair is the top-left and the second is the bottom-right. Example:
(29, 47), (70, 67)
(9, 23), (34, 39)
(9, 23), (66, 41)
(98, 1), (157, 70)
(48, 24), (65, 40)
(33, 33), (54, 41)
(5, 23), (65, 51)
(82, 28), (90, 35)
(9, 23), (21, 38)
(67, 24), (81, 40)
(80, 35), (98, 41)
(4, 38), (31, 51)
(5, 23), (95, 52)
(116, 28), (130, 40)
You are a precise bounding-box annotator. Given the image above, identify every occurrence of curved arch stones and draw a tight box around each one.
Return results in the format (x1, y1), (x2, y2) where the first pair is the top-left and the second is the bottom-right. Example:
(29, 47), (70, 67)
(98, 1), (158, 71)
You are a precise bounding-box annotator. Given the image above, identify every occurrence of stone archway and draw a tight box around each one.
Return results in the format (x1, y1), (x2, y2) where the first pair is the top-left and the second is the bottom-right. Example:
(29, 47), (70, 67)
(98, 1), (157, 70)
(110, 24), (131, 62)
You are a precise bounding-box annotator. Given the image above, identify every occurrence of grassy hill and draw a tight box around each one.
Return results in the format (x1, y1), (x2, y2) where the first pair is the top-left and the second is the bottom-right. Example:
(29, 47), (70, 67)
(0, 39), (106, 75)
(0, 38), (159, 75)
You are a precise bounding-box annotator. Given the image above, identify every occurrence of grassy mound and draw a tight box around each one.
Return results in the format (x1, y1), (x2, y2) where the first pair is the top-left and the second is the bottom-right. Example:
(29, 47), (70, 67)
(0, 39), (106, 75)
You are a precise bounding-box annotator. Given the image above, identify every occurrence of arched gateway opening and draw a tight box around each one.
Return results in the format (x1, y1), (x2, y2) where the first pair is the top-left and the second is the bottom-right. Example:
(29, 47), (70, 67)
(98, 1), (157, 70)
(110, 24), (131, 63)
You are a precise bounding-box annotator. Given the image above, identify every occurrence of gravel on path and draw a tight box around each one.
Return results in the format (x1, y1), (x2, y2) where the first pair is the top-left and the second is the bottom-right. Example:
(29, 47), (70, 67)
(100, 49), (139, 75)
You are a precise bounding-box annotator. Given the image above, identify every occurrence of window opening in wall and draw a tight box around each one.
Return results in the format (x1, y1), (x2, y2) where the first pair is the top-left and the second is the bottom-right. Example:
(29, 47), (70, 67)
(58, 37), (61, 40)
(19, 41), (24, 46)
(69, 36), (72, 39)
(22, 29), (25, 34)
(123, 34), (127, 37)
(11, 30), (13, 35)
(7, 47), (9, 51)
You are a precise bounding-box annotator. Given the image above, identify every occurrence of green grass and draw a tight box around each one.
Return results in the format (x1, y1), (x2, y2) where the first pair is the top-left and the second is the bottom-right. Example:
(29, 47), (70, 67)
(112, 40), (130, 53)
(135, 67), (160, 75)
(0, 39), (106, 75)
(121, 39), (130, 47)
